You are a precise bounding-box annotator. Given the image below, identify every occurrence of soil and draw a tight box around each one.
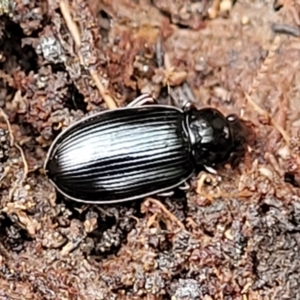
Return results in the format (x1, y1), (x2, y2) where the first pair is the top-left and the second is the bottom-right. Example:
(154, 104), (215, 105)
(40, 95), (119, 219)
(1, 0), (300, 299)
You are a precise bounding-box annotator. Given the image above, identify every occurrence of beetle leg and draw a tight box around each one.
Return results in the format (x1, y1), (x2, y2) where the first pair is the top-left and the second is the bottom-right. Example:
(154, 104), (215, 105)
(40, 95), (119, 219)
(182, 100), (196, 112)
(204, 165), (217, 174)
(157, 191), (175, 197)
(178, 181), (190, 191)
(157, 181), (190, 197)
(127, 94), (157, 107)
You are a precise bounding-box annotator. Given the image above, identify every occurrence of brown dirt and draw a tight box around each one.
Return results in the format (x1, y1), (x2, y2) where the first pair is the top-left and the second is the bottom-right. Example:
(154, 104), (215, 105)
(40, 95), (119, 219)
(1, 0), (300, 299)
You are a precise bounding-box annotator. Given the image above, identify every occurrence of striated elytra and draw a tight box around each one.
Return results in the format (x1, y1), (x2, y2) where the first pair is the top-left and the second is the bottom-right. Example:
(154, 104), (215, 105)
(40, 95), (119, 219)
(44, 94), (248, 204)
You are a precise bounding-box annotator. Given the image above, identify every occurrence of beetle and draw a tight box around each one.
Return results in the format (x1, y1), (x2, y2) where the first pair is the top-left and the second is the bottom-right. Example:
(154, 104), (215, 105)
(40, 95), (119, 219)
(44, 94), (249, 204)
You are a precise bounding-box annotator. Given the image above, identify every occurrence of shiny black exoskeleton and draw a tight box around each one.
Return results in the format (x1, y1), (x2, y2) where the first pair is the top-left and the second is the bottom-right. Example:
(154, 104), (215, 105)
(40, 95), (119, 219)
(44, 94), (249, 204)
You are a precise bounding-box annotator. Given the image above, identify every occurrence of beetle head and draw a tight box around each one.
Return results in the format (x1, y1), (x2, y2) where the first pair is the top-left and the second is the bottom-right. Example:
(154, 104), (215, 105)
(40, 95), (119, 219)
(184, 104), (250, 168)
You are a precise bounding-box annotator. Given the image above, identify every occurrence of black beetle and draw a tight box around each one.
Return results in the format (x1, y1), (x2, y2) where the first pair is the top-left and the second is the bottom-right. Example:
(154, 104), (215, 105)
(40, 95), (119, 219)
(44, 94), (249, 204)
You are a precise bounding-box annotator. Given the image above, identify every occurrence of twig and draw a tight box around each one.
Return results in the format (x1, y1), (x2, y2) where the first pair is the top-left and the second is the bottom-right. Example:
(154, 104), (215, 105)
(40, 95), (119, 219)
(245, 35), (290, 144)
(15, 143), (29, 182)
(248, 36), (281, 95)
(0, 108), (14, 146)
(0, 166), (9, 183)
(143, 197), (185, 229)
(59, 0), (81, 47)
(245, 93), (290, 144)
(8, 184), (17, 201)
(59, 0), (117, 109)
(271, 23), (300, 37)
(208, 0), (221, 19)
